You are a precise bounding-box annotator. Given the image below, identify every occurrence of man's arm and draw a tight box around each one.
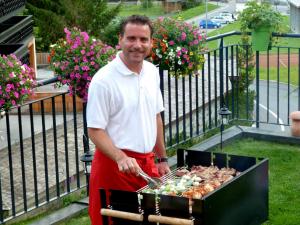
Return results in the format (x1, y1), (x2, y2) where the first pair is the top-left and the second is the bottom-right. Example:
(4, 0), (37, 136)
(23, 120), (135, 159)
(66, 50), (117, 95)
(88, 128), (141, 174)
(154, 113), (171, 176)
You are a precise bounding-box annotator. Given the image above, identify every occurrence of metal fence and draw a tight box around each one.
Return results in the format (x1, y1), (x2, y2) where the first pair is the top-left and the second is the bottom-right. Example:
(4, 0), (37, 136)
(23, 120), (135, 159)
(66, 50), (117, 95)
(0, 32), (300, 223)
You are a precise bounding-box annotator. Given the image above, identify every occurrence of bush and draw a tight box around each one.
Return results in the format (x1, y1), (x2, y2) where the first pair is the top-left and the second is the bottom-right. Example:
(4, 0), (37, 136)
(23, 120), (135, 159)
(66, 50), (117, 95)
(100, 17), (122, 48)
(141, 0), (153, 9)
(182, 0), (202, 10)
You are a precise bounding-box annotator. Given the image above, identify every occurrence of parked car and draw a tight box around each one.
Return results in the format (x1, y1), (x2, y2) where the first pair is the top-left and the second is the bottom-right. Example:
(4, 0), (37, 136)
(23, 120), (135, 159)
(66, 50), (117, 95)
(199, 19), (221, 29)
(219, 12), (237, 20)
(211, 15), (234, 24)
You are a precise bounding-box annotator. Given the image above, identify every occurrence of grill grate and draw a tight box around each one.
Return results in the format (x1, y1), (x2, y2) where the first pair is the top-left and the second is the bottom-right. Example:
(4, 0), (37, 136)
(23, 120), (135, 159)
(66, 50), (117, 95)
(137, 167), (187, 193)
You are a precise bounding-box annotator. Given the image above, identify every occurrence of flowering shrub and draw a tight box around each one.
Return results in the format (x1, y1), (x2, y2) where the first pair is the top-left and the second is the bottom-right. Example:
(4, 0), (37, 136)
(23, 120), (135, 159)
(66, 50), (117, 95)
(0, 54), (36, 112)
(49, 27), (116, 101)
(151, 17), (206, 77)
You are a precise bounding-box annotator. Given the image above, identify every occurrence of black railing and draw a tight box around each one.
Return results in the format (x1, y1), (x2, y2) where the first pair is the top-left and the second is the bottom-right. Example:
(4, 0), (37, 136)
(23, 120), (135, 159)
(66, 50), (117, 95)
(0, 31), (300, 223)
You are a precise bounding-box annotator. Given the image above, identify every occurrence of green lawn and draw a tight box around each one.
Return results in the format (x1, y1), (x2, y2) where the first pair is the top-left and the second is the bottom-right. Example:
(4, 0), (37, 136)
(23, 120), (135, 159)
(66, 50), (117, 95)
(117, 2), (218, 20)
(213, 139), (300, 225)
(172, 3), (218, 20)
(117, 2), (165, 19)
(58, 209), (90, 225)
(259, 66), (299, 86)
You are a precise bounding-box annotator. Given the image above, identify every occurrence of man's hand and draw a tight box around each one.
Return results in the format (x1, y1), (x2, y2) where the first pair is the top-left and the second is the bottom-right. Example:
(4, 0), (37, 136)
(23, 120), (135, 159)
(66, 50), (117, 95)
(116, 154), (141, 175)
(156, 162), (171, 176)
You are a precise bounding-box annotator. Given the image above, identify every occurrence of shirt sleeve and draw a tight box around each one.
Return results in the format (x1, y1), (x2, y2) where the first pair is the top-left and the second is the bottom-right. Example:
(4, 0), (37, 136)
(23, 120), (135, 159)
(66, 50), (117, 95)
(86, 80), (110, 129)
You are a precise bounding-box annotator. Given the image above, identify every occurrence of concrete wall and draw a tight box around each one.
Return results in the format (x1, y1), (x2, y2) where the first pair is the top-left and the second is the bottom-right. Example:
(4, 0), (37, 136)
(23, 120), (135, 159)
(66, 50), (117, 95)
(290, 4), (300, 33)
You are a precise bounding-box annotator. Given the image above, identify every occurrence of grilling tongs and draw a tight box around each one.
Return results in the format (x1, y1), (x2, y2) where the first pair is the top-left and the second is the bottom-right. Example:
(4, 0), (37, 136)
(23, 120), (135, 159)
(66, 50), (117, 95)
(138, 170), (162, 189)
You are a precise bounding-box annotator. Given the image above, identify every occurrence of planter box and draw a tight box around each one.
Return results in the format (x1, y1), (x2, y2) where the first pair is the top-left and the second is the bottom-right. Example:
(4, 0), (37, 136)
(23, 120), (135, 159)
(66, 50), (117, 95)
(29, 92), (84, 113)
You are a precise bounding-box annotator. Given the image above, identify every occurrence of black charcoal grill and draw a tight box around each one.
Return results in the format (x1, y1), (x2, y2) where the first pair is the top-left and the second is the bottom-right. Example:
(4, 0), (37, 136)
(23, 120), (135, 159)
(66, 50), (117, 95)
(99, 149), (269, 225)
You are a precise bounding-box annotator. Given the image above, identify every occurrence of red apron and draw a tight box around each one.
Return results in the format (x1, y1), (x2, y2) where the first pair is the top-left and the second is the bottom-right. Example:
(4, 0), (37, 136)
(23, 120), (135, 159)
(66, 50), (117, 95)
(88, 149), (159, 225)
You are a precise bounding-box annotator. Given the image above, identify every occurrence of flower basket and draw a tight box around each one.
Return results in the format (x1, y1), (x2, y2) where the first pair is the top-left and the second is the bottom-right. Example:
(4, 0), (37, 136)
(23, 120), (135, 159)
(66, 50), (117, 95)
(49, 27), (116, 102)
(150, 17), (206, 77)
(0, 54), (36, 113)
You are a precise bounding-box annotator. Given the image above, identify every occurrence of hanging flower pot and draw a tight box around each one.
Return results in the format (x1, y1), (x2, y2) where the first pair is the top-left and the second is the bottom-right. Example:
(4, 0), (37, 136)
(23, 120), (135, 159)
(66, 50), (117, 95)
(0, 54), (36, 112)
(239, 1), (283, 52)
(49, 27), (116, 102)
(150, 17), (206, 77)
(252, 25), (272, 51)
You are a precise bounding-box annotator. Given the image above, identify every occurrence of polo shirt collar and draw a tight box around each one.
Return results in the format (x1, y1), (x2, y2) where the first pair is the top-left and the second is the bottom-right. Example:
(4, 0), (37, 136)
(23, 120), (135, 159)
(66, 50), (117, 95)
(115, 51), (144, 76)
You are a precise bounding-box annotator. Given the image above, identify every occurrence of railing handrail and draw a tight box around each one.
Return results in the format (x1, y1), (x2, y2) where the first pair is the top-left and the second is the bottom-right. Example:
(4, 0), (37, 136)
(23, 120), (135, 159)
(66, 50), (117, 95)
(36, 76), (59, 87)
(207, 31), (300, 42)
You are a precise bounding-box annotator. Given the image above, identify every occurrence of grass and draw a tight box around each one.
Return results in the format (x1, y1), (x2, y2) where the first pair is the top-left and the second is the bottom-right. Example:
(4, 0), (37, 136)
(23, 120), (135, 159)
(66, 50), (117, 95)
(117, 2), (165, 19)
(117, 2), (218, 20)
(259, 66), (299, 86)
(58, 209), (90, 225)
(172, 4), (219, 20)
(11, 189), (87, 225)
(212, 139), (300, 225)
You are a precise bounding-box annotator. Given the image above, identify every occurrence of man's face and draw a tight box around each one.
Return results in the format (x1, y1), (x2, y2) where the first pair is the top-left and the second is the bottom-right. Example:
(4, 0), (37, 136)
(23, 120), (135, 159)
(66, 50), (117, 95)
(119, 23), (152, 65)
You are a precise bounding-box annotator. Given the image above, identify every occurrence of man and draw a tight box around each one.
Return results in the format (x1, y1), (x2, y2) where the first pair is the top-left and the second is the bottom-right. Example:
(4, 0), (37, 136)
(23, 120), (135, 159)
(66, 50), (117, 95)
(86, 15), (170, 225)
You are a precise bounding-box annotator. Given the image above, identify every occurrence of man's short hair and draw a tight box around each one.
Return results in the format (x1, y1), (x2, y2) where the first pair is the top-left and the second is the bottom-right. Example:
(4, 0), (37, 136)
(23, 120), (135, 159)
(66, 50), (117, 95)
(120, 15), (154, 37)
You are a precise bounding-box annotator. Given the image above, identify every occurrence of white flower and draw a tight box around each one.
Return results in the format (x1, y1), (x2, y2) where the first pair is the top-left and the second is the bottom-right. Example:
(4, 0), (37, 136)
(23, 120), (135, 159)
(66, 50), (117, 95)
(176, 46), (181, 51)
(50, 44), (57, 48)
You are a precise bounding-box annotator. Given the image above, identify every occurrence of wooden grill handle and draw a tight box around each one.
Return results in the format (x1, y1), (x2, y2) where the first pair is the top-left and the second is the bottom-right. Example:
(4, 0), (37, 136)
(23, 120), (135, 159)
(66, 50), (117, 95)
(148, 214), (194, 225)
(100, 208), (143, 222)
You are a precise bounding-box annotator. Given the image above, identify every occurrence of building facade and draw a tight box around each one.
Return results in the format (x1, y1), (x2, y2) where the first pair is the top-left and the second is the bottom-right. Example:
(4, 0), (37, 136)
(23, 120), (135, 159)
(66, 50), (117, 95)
(288, 0), (300, 33)
(0, 0), (36, 75)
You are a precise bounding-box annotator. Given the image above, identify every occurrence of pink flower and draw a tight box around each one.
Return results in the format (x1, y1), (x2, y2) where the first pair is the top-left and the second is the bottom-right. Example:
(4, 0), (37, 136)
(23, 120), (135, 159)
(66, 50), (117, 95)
(80, 32), (89, 42)
(181, 32), (187, 41)
(169, 40), (175, 46)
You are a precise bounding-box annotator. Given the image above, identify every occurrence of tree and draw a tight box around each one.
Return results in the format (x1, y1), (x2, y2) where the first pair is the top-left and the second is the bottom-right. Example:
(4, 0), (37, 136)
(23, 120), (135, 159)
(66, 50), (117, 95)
(26, 0), (120, 51)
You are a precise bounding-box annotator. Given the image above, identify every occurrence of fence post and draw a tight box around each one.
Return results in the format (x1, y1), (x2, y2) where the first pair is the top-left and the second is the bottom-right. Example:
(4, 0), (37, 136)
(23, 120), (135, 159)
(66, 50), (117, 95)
(219, 38), (224, 108)
(255, 51), (260, 128)
(83, 102), (89, 148)
(159, 67), (166, 144)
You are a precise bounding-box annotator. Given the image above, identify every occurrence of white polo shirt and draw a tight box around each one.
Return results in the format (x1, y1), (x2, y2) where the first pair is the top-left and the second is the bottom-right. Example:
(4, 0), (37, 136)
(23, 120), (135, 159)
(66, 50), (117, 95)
(86, 52), (164, 153)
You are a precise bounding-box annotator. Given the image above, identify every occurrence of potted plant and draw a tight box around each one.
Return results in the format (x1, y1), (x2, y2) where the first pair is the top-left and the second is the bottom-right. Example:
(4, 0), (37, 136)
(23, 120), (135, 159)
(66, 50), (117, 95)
(0, 54), (36, 114)
(150, 17), (206, 77)
(239, 0), (283, 51)
(49, 27), (116, 102)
